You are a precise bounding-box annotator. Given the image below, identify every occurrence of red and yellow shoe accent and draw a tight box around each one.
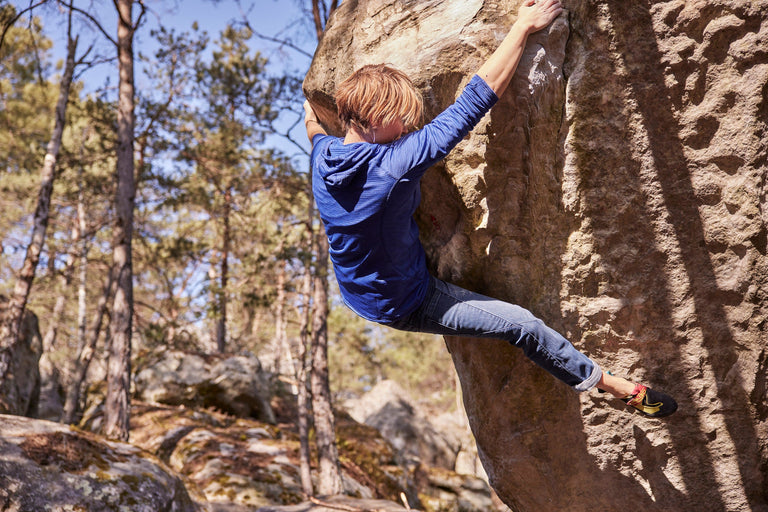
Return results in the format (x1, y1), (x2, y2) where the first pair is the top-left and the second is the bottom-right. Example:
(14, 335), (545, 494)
(622, 383), (677, 418)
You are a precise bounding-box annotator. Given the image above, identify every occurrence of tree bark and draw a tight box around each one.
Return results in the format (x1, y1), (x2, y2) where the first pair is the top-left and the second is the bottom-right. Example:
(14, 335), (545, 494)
(215, 188), (231, 353)
(305, 3), (341, 494)
(298, 211), (315, 496)
(38, 210), (82, 421)
(42, 213), (81, 352)
(275, 261), (298, 393)
(310, 0), (338, 41)
(62, 267), (115, 425)
(310, 225), (342, 495)
(275, 262), (286, 372)
(104, 0), (136, 441)
(0, 23), (78, 414)
(76, 162), (88, 357)
(62, 135), (91, 424)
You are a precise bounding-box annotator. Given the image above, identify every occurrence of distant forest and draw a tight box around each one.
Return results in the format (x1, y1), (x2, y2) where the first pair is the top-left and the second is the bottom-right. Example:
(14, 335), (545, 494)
(0, 0), (453, 492)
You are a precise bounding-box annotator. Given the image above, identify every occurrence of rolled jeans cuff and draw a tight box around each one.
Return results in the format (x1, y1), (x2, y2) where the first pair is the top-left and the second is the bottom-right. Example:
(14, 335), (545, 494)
(574, 360), (602, 392)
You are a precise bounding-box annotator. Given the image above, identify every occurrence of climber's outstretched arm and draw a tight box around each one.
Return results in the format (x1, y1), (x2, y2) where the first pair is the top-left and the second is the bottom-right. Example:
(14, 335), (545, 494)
(477, 0), (563, 97)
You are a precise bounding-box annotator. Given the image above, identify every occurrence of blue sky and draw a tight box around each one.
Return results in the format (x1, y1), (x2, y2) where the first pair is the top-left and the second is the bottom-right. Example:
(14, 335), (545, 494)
(22, 0), (321, 160)
(29, 0), (317, 88)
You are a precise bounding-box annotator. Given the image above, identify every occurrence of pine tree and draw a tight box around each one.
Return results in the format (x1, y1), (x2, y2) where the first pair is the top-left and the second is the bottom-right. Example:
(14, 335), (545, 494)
(305, 0), (342, 495)
(171, 24), (281, 353)
(0, 3), (80, 415)
(104, 0), (145, 442)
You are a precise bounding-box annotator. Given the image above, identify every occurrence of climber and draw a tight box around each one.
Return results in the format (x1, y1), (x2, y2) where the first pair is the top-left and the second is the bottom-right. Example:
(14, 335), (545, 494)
(303, 0), (677, 417)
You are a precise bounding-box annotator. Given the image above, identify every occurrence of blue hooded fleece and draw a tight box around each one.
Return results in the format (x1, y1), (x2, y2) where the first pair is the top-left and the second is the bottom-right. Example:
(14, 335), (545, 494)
(310, 75), (498, 323)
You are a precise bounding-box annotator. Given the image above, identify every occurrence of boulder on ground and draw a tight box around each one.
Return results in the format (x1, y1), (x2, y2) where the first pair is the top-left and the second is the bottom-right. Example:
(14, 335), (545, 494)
(127, 402), (405, 510)
(0, 298), (42, 416)
(344, 380), (460, 470)
(134, 350), (275, 423)
(37, 351), (64, 421)
(0, 414), (207, 512)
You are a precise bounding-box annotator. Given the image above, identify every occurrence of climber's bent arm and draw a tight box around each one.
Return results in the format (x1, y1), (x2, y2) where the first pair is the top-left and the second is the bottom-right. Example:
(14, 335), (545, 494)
(477, 0), (563, 97)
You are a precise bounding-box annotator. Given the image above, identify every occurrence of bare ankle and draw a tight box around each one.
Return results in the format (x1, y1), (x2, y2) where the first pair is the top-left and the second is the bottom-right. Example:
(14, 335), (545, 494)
(598, 371), (636, 398)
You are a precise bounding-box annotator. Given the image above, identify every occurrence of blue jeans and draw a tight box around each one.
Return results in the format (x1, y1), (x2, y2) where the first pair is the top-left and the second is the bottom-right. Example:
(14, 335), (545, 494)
(385, 276), (602, 391)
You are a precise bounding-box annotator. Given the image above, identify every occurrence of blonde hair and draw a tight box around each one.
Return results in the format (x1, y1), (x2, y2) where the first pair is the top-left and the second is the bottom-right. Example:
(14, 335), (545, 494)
(335, 64), (423, 133)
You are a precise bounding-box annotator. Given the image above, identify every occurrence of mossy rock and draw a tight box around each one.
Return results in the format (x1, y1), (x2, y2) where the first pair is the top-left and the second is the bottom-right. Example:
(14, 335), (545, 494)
(0, 414), (206, 511)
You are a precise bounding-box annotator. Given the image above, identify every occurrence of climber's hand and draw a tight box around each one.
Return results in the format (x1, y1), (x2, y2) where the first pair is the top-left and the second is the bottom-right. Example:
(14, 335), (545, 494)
(517, 0), (563, 34)
(476, 0), (562, 96)
(303, 100), (319, 123)
(304, 100), (327, 143)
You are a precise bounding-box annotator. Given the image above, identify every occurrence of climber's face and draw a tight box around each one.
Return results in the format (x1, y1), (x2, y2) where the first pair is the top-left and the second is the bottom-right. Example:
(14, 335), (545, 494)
(375, 119), (407, 144)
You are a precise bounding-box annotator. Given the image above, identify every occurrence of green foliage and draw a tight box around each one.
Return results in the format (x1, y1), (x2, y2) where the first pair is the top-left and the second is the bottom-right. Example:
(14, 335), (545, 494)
(0, 10), (56, 272)
(128, 23), (311, 352)
(0, 3), (458, 417)
(328, 303), (456, 408)
(0, 7), (54, 173)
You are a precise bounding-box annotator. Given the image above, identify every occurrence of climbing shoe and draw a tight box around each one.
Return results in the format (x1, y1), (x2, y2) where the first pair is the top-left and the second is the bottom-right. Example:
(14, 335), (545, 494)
(622, 383), (678, 418)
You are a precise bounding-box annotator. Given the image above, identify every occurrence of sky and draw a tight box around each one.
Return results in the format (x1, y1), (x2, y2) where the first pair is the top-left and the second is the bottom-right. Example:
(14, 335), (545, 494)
(19, 0), (320, 159)
(29, 0), (317, 71)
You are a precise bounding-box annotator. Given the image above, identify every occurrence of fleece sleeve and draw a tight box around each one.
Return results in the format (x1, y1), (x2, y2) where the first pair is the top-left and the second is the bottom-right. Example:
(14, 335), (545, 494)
(383, 75), (499, 180)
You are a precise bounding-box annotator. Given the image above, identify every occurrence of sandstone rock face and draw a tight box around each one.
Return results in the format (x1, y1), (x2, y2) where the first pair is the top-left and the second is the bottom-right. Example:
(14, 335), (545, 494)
(304, 1), (768, 510)
(0, 414), (205, 511)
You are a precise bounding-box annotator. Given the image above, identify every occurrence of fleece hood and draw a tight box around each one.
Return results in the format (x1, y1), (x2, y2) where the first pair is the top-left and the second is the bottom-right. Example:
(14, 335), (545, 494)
(313, 139), (379, 188)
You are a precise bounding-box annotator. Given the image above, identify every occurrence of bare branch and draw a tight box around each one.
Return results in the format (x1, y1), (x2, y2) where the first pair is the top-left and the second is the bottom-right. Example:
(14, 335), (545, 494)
(250, 26), (313, 59)
(233, 1), (313, 60)
(64, 0), (118, 46)
(133, 0), (146, 31)
(311, 0), (323, 41)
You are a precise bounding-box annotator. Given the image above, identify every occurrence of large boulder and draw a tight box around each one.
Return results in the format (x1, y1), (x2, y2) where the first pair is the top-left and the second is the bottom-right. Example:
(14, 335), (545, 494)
(37, 351), (65, 421)
(255, 496), (410, 512)
(0, 298), (42, 416)
(0, 414), (206, 511)
(304, 1), (768, 511)
(134, 350), (276, 423)
(127, 402), (411, 510)
(126, 401), (492, 512)
(344, 380), (460, 470)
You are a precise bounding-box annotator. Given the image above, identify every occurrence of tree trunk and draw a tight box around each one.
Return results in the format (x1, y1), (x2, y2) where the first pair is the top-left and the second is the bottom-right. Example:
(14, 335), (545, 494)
(310, 226), (342, 495)
(216, 188), (231, 353)
(275, 261), (298, 393)
(69, 137), (90, 422)
(59, 140), (91, 424)
(274, 262), (286, 373)
(38, 210), (82, 421)
(104, 0), (135, 441)
(42, 213), (81, 352)
(62, 267), (115, 425)
(305, 4), (341, 495)
(249, 309), (262, 342)
(0, 25), (78, 414)
(298, 211), (315, 497)
(310, 0), (339, 41)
